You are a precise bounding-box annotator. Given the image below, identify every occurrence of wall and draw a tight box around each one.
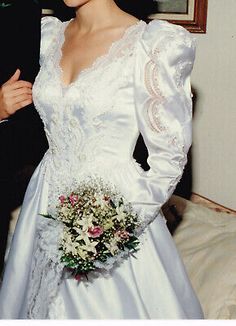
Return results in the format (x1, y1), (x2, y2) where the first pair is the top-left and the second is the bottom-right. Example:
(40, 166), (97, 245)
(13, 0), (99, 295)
(191, 0), (236, 210)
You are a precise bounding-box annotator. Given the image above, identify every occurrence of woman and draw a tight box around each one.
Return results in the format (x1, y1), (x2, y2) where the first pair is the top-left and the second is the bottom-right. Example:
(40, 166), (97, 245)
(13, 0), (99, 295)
(0, 0), (204, 319)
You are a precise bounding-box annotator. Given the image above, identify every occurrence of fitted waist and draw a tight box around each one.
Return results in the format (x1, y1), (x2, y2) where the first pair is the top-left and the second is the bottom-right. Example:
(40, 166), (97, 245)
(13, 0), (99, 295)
(46, 147), (136, 167)
(41, 148), (145, 215)
(42, 147), (145, 181)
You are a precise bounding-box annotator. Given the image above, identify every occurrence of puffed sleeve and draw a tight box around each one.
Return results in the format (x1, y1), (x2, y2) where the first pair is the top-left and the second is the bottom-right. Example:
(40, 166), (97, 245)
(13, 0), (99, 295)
(40, 16), (61, 66)
(132, 20), (196, 224)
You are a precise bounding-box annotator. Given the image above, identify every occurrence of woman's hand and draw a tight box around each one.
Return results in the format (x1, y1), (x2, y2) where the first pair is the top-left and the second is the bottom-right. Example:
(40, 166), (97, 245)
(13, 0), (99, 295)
(0, 69), (33, 120)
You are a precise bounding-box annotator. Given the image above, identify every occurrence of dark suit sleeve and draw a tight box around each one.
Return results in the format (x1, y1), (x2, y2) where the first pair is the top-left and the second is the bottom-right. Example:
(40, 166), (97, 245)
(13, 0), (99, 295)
(16, 0), (42, 83)
(0, 0), (48, 174)
(0, 0), (42, 84)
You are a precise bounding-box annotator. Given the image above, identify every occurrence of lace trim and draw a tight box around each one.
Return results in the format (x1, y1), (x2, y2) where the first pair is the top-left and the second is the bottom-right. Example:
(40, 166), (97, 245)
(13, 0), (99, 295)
(27, 218), (64, 319)
(56, 20), (146, 88)
(174, 60), (195, 89)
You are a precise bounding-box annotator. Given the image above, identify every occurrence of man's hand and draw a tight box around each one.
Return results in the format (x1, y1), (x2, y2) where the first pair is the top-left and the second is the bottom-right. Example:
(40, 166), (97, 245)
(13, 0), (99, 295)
(0, 69), (33, 121)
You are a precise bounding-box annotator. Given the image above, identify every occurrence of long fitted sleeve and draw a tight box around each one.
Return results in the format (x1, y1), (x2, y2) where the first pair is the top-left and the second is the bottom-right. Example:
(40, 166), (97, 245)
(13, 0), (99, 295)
(132, 20), (196, 223)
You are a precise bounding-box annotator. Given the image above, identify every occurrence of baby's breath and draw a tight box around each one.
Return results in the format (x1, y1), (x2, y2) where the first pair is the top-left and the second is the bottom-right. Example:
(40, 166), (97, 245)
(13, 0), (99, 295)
(42, 178), (140, 279)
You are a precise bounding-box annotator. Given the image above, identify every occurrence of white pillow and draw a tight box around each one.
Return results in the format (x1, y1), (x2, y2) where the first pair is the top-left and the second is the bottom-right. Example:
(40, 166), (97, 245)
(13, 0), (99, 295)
(173, 200), (236, 319)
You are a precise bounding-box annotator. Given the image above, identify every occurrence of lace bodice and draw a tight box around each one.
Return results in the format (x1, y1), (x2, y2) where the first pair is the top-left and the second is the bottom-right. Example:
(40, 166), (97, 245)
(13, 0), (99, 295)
(33, 16), (196, 222)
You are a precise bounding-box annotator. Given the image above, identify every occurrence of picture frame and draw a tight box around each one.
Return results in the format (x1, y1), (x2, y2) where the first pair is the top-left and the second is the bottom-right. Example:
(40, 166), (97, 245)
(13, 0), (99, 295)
(149, 0), (208, 33)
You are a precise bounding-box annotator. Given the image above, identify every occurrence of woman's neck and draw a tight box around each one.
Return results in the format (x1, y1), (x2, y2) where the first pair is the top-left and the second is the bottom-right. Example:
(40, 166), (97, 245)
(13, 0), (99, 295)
(74, 0), (120, 33)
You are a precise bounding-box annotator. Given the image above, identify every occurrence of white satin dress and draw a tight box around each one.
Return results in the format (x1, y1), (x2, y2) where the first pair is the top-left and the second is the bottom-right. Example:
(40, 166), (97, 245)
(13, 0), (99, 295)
(0, 17), (203, 319)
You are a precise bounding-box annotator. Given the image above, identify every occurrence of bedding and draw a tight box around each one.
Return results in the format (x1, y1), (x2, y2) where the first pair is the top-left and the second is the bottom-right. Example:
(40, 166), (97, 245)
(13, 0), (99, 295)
(171, 196), (236, 319)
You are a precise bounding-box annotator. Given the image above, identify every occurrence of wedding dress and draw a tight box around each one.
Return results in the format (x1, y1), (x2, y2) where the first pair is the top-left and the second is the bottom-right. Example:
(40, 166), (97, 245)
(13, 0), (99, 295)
(0, 17), (203, 319)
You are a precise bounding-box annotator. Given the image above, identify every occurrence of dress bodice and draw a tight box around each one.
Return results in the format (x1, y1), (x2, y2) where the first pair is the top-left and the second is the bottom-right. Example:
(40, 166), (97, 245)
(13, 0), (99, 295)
(34, 19), (146, 165)
(33, 16), (196, 225)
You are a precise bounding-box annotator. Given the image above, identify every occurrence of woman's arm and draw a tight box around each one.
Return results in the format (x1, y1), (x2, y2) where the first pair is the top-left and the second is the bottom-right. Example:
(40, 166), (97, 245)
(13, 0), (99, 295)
(132, 20), (196, 224)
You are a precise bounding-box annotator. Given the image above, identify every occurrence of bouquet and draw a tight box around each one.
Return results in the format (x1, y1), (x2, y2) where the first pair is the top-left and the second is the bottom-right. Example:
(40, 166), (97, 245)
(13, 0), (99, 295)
(42, 179), (140, 280)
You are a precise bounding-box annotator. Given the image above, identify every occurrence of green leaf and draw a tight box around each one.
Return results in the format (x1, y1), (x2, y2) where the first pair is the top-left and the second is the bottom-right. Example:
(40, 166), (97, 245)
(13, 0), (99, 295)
(39, 213), (56, 220)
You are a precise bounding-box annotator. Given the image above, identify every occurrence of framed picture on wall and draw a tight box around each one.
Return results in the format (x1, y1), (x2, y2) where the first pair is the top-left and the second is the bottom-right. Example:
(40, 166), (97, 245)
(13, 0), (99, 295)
(149, 0), (208, 33)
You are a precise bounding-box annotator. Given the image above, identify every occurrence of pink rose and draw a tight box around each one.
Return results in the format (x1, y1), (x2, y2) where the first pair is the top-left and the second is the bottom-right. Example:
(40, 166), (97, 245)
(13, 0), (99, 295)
(69, 194), (79, 206)
(59, 195), (66, 204)
(88, 226), (104, 238)
(115, 230), (130, 240)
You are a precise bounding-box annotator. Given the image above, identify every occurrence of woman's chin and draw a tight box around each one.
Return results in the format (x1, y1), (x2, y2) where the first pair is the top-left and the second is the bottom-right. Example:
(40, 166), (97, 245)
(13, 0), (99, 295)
(63, 0), (90, 8)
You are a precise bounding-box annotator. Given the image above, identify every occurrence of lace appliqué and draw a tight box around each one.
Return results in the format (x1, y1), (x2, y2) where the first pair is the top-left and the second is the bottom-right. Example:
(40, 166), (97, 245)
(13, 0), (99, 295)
(27, 218), (65, 319)
(174, 60), (194, 88)
(144, 48), (166, 133)
(143, 29), (194, 198)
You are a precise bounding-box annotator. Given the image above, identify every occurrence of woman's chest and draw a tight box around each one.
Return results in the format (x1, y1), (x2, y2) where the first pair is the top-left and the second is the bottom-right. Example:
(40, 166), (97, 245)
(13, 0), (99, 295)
(33, 48), (135, 120)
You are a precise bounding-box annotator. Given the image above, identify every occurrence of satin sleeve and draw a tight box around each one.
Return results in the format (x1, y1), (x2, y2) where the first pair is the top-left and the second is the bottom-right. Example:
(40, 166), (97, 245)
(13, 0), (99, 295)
(133, 20), (196, 222)
(40, 16), (61, 66)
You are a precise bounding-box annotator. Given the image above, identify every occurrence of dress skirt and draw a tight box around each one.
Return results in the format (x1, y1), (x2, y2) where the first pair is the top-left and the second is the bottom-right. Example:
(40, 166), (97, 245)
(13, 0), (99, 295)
(0, 160), (203, 319)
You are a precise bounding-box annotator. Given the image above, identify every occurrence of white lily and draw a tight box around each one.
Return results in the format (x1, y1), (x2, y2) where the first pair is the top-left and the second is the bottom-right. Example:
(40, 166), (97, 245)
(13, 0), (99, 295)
(63, 241), (78, 256)
(77, 248), (88, 260)
(73, 227), (90, 244)
(75, 214), (94, 232)
(94, 192), (107, 209)
(103, 219), (114, 231)
(113, 205), (126, 222)
(105, 239), (119, 256)
(81, 237), (98, 254)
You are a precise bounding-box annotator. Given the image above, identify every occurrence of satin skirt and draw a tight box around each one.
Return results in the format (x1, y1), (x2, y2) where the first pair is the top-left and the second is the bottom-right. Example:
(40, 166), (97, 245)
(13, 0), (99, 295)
(0, 160), (203, 319)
